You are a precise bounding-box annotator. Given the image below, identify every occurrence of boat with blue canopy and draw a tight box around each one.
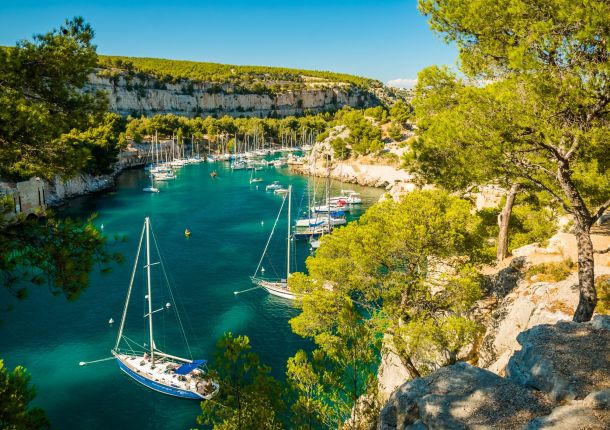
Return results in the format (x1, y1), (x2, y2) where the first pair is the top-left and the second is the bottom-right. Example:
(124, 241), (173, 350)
(112, 217), (218, 400)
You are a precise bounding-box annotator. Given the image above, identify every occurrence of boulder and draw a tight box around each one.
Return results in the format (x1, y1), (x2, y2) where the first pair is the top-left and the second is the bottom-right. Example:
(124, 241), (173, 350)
(592, 314), (610, 331)
(378, 362), (552, 430)
(525, 389), (610, 429)
(506, 319), (610, 402)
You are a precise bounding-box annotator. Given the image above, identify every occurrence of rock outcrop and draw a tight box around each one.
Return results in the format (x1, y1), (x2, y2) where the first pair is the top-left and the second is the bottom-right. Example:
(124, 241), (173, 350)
(378, 362), (553, 429)
(506, 320), (610, 402)
(291, 127), (415, 198)
(86, 73), (381, 118)
(478, 229), (610, 375)
(525, 390), (610, 430)
(378, 316), (610, 430)
(45, 173), (116, 206)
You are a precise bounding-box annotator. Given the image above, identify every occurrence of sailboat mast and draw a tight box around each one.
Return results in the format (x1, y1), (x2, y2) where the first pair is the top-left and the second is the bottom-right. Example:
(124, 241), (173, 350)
(145, 217), (155, 364)
(287, 185), (291, 279)
(326, 154), (331, 214)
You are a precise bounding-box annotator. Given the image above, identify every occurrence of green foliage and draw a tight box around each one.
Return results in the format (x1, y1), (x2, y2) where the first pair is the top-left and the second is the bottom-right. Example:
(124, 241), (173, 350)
(98, 55), (378, 94)
(289, 293), (380, 430)
(315, 130), (329, 142)
(363, 106), (389, 123)
(387, 122), (402, 141)
(525, 260), (577, 283)
(478, 193), (558, 253)
(198, 333), (284, 430)
(288, 190), (486, 425)
(330, 138), (350, 160)
(0, 360), (49, 430)
(0, 17), (109, 180)
(286, 350), (329, 430)
(595, 276), (610, 314)
(124, 113), (330, 152)
(334, 108), (383, 155)
(0, 214), (123, 315)
(389, 100), (411, 125)
(415, 0), (610, 321)
(57, 113), (127, 175)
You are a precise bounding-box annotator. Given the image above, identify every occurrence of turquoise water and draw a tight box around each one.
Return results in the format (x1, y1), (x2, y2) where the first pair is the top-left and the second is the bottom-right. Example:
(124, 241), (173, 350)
(0, 161), (382, 429)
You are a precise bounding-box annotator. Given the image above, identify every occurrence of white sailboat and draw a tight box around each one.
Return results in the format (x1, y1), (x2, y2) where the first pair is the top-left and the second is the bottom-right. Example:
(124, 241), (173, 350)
(251, 186), (298, 300)
(249, 168), (263, 184)
(112, 217), (218, 399)
(143, 179), (160, 193)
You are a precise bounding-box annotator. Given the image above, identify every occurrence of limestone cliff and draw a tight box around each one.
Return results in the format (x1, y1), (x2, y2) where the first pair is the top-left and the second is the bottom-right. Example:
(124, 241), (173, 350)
(85, 71), (386, 118)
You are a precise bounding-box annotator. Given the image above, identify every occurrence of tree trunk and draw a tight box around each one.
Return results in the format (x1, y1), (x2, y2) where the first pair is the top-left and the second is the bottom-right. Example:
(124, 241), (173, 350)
(572, 224), (597, 322)
(497, 183), (520, 262)
(556, 163), (597, 322)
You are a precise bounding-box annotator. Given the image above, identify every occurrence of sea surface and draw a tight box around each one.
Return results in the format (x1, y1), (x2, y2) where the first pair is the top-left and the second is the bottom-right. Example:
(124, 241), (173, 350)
(0, 160), (382, 429)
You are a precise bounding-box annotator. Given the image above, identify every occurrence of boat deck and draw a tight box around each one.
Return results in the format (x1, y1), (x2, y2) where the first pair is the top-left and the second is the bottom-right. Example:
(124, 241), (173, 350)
(115, 353), (216, 399)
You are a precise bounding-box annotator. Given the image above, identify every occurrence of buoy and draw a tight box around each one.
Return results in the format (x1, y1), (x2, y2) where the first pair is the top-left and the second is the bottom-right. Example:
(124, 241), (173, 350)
(108, 318), (114, 324)
(261, 220), (264, 226)
(101, 224), (104, 230)
(261, 267), (266, 273)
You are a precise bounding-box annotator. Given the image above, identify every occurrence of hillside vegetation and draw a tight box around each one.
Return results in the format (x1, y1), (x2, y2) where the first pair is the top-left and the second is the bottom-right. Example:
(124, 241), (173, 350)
(97, 55), (379, 93)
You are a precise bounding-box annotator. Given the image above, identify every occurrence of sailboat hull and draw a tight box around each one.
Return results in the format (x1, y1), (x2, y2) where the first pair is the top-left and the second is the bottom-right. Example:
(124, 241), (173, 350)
(257, 280), (296, 300)
(116, 358), (205, 400)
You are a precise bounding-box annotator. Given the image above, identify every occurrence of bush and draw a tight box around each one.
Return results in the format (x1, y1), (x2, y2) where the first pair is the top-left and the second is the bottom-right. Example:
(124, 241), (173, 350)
(595, 275), (610, 314)
(525, 260), (576, 283)
(388, 122), (403, 141)
(331, 137), (350, 159)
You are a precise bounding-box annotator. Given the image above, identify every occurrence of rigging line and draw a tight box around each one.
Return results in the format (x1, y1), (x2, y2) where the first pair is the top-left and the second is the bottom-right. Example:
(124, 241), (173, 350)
(151, 230), (200, 353)
(122, 335), (146, 354)
(114, 221), (146, 351)
(265, 253), (281, 279)
(253, 192), (287, 277)
(150, 225), (194, 360)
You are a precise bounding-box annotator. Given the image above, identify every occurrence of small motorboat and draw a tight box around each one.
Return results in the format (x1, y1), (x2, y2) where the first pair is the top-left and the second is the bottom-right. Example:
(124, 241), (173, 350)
(143, 187), (160, 193)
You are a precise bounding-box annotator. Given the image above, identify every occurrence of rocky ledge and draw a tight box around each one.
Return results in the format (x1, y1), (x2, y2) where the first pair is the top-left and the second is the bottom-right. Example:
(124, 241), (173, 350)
(378, 316), (610, 429)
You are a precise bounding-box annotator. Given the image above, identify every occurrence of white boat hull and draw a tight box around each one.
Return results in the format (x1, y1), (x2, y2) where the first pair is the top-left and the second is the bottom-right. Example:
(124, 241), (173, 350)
(257, 280), (296, 300)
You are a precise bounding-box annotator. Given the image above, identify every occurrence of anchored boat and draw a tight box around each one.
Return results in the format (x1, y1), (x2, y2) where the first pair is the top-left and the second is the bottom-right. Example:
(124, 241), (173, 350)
(251, 186), (298, 300)
(112, 217), (218, 400)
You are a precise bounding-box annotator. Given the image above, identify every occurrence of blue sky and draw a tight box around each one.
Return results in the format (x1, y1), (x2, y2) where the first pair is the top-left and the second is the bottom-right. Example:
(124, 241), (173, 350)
(0, 0), (458, 87)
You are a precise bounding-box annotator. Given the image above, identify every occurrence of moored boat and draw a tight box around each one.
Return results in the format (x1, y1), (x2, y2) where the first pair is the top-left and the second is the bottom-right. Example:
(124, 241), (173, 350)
(251, 186), (298, 300)
(111, 217), (218, 400)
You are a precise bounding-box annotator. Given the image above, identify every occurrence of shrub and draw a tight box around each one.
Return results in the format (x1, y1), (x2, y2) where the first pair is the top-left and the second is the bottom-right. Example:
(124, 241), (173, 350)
(525, 260), (576, 283)
(595, 275), (610, 314)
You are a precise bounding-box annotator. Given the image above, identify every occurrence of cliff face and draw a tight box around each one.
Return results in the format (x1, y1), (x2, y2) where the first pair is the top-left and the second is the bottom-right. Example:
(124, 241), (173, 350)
(86, 73), (382, 118)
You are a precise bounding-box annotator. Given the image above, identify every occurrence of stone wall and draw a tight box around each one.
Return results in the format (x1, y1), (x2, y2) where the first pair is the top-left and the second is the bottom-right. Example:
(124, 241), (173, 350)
(0, 177), (47, 218)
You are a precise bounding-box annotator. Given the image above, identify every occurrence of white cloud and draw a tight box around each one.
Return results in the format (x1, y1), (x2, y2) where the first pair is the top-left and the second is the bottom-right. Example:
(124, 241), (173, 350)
(386, 78), (417, 89)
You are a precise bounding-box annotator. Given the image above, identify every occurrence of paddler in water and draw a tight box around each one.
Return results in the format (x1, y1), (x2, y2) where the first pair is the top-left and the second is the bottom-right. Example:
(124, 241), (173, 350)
(184, 228), (191, 238)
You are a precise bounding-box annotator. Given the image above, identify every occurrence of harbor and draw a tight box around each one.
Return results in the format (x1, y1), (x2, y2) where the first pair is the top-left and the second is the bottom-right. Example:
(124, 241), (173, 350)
(0, 158), (382, 429)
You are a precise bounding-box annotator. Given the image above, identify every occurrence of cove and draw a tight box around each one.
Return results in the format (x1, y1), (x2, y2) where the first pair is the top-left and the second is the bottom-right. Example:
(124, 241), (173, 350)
(0, 161), (382, 429)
